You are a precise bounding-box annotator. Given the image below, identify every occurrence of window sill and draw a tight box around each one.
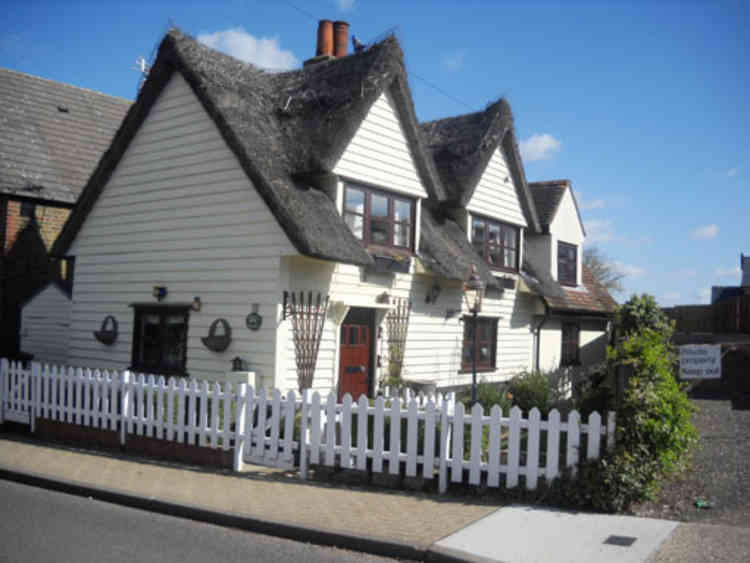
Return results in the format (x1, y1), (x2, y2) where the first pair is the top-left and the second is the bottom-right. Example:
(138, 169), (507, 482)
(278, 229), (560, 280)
(458, 367), (497, 374)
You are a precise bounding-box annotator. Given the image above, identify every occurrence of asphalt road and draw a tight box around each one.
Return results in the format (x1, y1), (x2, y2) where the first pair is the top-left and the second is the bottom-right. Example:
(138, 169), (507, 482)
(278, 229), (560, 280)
(0, 479), (407, 563)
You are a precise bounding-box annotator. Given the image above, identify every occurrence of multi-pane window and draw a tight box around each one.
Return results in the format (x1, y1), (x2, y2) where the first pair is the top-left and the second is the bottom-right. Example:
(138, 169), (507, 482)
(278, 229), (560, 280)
(461, 317), (498, 372)
(471, 216), (519, 271)
(343, 183), (414, 250)
(131, 306), (189, 375)
(557, 242), (578, 286)
(561, 322), (580, 366)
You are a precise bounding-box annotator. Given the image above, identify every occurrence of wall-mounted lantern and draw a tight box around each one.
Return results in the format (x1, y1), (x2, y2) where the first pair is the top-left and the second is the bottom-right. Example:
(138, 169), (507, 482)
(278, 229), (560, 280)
(192, 296), (202, 312)
(463, 264), (485, 405)
(231, 356), (244, 372)
(153, 286), (167, 302)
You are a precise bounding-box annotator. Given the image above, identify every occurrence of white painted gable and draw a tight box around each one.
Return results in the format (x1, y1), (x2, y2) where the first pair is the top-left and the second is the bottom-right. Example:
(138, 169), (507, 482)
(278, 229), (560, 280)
(549, 188), (584, 245)
(333, 91), (427, 199)
(467, 147), (527, 227)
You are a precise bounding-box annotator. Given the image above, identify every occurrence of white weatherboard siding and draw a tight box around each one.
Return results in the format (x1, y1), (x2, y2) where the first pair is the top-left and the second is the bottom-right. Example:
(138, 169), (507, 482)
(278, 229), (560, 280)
(20, 284), (71, 366)
(333, 91), (428, 199)
(549, 188), (585, 285)
(69, 73), (295, 381)
(467, 147), (527, 227)
(283, 255), (536, 394)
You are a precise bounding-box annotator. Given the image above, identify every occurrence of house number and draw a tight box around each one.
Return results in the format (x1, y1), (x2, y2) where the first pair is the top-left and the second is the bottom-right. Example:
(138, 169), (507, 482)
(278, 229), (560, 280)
(246, 312), (262, 331)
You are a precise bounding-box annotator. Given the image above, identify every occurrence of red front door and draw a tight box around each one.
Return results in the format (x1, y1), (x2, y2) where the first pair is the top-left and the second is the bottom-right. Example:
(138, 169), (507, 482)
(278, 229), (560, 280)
(339, 308), (373, 401)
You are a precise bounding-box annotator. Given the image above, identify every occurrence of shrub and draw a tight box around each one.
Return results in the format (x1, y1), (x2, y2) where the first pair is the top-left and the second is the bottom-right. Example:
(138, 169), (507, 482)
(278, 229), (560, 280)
(506, 371), (551, 413)
(563, 325), (697, 512)
(616, 294), (673, 339)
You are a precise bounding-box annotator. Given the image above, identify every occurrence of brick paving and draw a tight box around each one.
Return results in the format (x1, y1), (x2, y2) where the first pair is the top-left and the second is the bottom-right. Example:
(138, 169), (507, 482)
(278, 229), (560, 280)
(0, 435), (495, 551)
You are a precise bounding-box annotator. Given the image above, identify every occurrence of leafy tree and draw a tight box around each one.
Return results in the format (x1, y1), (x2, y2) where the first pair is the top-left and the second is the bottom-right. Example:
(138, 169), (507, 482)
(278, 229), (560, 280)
(583, 246), (625, 293)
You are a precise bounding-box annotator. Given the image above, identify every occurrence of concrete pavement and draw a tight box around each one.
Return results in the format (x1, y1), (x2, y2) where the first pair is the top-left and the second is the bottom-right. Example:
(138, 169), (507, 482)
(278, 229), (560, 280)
(0, 431), (742, 562)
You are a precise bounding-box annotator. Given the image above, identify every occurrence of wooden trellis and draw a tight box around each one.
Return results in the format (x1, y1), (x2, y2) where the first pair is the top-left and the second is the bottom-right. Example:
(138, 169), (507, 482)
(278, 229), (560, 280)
(283, 291), (330, 393)
(386, 298), (411, 380)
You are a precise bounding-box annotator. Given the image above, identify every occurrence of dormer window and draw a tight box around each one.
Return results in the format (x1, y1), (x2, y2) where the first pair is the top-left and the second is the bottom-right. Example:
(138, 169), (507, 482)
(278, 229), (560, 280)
(471, 216), (519, 271)
(343, 182), (415, 251)
(558, 241), (578, 286)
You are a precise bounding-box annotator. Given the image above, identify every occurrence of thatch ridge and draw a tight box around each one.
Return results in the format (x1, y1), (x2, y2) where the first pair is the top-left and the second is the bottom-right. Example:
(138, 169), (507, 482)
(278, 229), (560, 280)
(419, 99), (540, 232)
(53, 29), (449, 264)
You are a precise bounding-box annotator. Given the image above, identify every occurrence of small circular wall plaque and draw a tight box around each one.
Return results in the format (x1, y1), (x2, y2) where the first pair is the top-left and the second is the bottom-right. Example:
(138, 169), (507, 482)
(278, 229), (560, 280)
(246, 312), (263, 331)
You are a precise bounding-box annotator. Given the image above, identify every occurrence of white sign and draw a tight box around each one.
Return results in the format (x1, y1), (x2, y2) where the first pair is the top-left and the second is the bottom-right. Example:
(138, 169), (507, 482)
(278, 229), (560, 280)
(679, 345), (721, 380)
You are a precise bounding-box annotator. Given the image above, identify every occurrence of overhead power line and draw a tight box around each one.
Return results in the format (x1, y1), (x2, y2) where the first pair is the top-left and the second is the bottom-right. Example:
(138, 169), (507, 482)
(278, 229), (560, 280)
(283, 2), (474, 112)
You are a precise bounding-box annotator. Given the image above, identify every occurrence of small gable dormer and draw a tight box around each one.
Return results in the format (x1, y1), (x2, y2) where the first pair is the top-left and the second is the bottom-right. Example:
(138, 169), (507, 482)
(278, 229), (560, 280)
(419, 99), (540, 275)
(334, 90), (427, 255)
(528, 180), (586, 287)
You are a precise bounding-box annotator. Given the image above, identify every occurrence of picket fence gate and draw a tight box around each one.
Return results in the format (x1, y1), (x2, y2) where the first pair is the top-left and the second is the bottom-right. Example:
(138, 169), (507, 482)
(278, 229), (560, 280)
(0, 360), (615, 493)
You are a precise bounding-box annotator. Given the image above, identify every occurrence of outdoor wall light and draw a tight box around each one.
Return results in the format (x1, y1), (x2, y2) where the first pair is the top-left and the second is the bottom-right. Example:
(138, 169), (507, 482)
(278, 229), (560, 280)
(462, 264), (486, 405)
(153, 286), (167, 301)
(192, 296), (202, 312)
(425, 282), (441, 304)
(231, 356), (244, 371)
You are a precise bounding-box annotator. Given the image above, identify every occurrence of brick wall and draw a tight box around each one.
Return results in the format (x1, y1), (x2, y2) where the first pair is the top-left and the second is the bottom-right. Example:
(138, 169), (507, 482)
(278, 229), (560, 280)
(1, 198), (73, 357)
(4, 200), (71, 252)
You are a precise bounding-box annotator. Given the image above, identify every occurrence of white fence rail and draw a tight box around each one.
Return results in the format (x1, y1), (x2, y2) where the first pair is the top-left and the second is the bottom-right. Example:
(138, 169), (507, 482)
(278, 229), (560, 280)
(298, 391), (615, 493)
(0, 360), (614, 492)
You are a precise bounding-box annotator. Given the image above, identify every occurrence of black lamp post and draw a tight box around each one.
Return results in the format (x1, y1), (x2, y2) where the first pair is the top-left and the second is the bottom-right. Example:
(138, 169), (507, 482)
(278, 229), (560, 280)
(463, 264), (485, 405)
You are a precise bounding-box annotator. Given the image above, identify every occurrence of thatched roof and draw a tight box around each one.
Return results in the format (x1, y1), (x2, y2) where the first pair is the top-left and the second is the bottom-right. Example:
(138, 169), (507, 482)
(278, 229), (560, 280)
(418, 205), (499, 289)
(0, 68), (130, 203)
(528, 179), (586, 235)
(52, 29), (447, 264)
(521, 261), (616, 316)
(419, 100), (540, 232)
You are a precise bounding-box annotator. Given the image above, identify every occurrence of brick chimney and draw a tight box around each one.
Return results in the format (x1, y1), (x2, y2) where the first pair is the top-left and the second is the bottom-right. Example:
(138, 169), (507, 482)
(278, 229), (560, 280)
(333, 21), (349, 58)
(305, 19), (349, 66)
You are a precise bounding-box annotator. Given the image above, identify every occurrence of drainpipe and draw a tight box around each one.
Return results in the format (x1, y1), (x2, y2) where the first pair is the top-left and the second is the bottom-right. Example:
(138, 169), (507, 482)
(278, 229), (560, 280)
(534, 299), (550, 372)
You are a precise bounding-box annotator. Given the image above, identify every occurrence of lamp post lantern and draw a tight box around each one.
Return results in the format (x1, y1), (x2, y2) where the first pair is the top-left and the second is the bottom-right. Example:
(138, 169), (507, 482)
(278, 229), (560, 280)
(463, 264), (485, 405)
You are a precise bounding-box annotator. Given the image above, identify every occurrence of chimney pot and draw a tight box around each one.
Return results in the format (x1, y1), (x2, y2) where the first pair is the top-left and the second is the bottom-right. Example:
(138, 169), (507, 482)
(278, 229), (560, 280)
(333, 21), (349, 58)
(316, 20), (334, 57)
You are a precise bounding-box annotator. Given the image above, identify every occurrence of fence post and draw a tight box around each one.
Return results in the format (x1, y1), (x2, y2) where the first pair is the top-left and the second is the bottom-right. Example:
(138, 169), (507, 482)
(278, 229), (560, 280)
(31, 362), (41, 433)
(120, 371), (132, 446)
(233, 383), (248, 472)
(438, 400), (449, 494)
(299, 388), (310, 479)
(0, 358), (7, 424)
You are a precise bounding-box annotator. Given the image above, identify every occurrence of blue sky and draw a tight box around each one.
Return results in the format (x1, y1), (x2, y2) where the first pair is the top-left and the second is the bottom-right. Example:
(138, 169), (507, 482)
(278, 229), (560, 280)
(2, 1), (747, 304)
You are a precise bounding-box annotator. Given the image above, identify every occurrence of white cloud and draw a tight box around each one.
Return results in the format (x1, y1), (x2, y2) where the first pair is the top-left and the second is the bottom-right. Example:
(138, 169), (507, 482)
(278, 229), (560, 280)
(728, 168), (738, 177)
(695, 287), (711, 303)
(520, 133), (561, 162)
(574, 190), (604, 211)
(659, 292), (682, 306)
(691, 224), (719, 240)
(337, 0), (356, 11)
(198, 28), (299, 70)
(585, 219), (615, 244)
(715, 266), (741, 278)
(441, 49), (467, 72)
(613, 261), (645, 278)
(581, 198), (604, 211)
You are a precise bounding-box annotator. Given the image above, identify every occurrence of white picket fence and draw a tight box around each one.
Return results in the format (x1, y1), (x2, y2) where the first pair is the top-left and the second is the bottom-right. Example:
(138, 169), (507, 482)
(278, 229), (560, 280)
(0, 359), (615, 492)
(298, 391), (615, 492)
